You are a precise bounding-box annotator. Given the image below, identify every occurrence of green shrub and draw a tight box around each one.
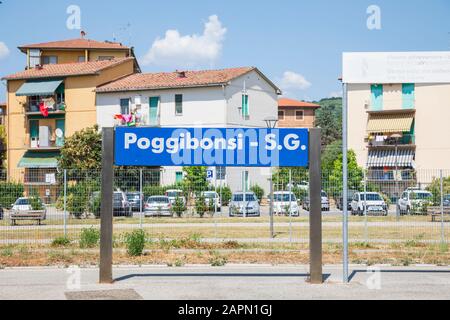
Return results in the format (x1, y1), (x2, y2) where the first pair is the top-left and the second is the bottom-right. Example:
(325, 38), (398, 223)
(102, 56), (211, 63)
(143, 185), (166, 198)
(250, 185), (264, 202)
(124, 229), (147, 256)
(292, 187), (308, 203)
(0, 182), (24, 209)
(195, 194), (207, 218)
(171, 197), (186, 218)
(1, 247), (13, 257)
(216, 185), (232, 206)
(52, 236), (72, 247)
(79, 227), (100, 248)
(28, 189), (44, 211)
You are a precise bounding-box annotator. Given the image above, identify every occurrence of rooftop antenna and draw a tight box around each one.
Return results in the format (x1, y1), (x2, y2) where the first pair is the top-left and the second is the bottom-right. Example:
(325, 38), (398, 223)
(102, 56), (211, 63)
(80, 30), (86, 39)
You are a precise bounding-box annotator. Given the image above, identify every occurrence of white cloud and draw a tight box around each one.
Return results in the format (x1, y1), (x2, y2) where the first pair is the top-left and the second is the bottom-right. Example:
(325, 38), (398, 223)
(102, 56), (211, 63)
(279, 71), (311, 91)
(141, 15), (227, 68)
(329, 90), (343, 98)
(0, 42), (10, 60)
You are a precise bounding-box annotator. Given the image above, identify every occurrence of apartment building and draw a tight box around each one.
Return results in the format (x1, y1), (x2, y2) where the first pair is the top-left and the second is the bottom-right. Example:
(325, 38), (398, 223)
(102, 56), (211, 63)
(2, 37), (138, 198)
(278, 98), (320, 128)
(95, 67), (281, 193)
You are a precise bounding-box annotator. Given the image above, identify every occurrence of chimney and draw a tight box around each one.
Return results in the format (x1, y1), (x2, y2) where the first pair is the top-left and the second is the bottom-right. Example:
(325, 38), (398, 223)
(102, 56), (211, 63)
(176, 70), (186, 78)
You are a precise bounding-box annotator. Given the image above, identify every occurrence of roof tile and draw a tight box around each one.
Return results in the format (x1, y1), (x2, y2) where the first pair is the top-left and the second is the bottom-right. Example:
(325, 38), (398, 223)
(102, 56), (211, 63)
(19, 38), (129, 51)
(278, 98), (320, 108)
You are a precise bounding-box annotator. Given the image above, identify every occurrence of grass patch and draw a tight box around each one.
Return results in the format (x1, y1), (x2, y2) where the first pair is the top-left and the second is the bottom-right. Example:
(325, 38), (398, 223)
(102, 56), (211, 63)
(79, 227), (100, 249)
(51, 236), (72, 247)
(209, 251), (228, 266)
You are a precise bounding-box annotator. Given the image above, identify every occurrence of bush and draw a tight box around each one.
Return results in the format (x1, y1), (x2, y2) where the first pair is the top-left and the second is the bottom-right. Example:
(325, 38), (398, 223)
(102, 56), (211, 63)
(79, 227), (100, 248)
(195, 194), (207, 218)
(124, 229), (147, 256)
(52, 236), (71, 247)
(217, 185), (232, 206)
(292, 187), (308, 203)
(89, 192), (101, 218)
(65, 180), (100, 218)
(171, 197), (186, 218)
(0, 182), (24, 209)
(143, 185), (166, 198)
(250, 185), (264, 202)
(28, 189), (44, 211)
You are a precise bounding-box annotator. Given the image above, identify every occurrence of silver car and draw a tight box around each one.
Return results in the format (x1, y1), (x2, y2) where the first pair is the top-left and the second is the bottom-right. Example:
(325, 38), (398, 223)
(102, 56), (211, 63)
(144, 196), (173, 217)
(229, 192), (260, 217)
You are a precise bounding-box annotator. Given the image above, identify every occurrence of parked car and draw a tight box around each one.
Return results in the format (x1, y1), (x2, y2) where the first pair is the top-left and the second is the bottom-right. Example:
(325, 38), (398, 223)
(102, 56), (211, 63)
(444, 195), (450, 207)
(11, 197), (47, 220)
(229, 192), (260, 217)
(144, 196), (173, 217)
(126, 192), (143, 211)
(351, 192), (387, 216)
(397, 188), (433, 215)
(113, 191), (132, 217)
(287, 181), (309, 191)
(201, 191), (221, 212)
(302, 191), (330, 212)
(272, 192), (300, 216)
(165, 189), (186, 206)
(336, 190), (358, 211)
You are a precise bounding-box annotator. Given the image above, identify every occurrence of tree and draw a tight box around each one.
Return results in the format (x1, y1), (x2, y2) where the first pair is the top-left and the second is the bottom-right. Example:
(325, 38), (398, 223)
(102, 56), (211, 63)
(58, 125), (102, 173)
(328, 150), (363, 198)
(0, 125), (6, 169)
(322, 140), (342, 174)
(182, 167), (208, 195)
(314, 98), (342, 147)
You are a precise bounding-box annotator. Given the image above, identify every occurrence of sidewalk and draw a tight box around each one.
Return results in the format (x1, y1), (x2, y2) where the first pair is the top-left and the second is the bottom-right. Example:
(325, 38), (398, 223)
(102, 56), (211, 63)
(0, 265), (449, 300)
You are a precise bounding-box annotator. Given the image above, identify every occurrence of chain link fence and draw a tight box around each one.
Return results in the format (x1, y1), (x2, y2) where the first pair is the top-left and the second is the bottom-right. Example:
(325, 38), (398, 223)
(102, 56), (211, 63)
(0, 168), (448, 256)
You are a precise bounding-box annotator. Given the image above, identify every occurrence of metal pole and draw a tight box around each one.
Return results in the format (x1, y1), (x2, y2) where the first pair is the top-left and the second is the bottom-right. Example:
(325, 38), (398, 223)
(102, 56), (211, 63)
(140, 168), (143, 229)
(214, 171), (218, 240)
(395, 141), (399, 222)
(63, 169), (67, 238)
(342, 83), (349, 283)
(269, 171), (274, 238)
(364, 168), (368, 242)
(289, 169), (293, 243)
(309, 128), (323, 284)
(100, 127), (114, 284)
(242, 171), (247, 218)
(441, 170), (445, 244)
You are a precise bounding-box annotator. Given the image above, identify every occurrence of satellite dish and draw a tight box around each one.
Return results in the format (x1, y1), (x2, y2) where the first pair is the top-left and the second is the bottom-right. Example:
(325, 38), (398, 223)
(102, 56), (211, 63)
(55, 128), (63, 138)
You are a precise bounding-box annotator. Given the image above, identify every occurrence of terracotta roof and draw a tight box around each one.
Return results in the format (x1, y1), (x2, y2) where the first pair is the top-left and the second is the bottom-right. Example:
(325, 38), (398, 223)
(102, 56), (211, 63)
(2, 57), (134, 81)
(19, 38), (129, 52)
(278, 98), (320, 108)
(96, 67), (263, 92)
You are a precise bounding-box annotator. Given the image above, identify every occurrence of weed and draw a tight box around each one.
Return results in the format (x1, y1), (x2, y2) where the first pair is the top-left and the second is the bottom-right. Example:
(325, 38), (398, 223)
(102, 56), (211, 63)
(79, 227), (100, 249)
(51, 236), (71, 247)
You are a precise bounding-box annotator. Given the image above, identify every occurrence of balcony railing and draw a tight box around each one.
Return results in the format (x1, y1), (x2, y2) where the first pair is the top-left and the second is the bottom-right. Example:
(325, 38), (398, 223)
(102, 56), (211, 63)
(368, 134), (415, 148)
(28, 139), (62, 150)
(367, 169), (416, 182)
(25, 103), (66, 116)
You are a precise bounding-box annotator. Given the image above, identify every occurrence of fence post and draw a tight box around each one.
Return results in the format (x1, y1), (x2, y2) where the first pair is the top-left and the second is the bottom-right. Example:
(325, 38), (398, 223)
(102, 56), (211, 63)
(289, 169), (293, 243)
(63, 169), (67, 238)
(140, 168), (143, 229)
(100, 127), (114, 284)
(441, 170), (445, 244)
(269, 169), (274, 238)
(363, 168), (368, 243)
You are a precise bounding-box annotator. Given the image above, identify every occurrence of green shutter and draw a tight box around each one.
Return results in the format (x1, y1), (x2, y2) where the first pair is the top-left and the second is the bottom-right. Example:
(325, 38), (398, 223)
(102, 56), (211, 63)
(55, 119), (65, 147)
(149, 97), (160, 126)
(30, 120), (39, 138)
(242, 94), (249, 117)
(371, 85), (383, 111)
(175, 94), (183, 115)
(402, 84), (415, 109)
(176, 172), (183, 184)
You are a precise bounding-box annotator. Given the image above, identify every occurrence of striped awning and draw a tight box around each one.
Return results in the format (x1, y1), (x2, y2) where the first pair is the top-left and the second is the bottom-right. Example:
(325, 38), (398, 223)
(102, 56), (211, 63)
(367, 149), (415, 168)
(16, 80), (63, 97)
(367, 113), (414, 134)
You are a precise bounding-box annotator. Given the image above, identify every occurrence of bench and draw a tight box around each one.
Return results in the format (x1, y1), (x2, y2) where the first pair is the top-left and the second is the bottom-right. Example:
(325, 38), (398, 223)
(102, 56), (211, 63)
(427, 206), (450, 222)
(10, 210), (46, 226)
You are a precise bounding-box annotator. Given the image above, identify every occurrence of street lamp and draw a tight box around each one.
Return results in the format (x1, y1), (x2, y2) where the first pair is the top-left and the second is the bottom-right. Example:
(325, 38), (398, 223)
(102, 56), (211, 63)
(265, 116), (279, 238)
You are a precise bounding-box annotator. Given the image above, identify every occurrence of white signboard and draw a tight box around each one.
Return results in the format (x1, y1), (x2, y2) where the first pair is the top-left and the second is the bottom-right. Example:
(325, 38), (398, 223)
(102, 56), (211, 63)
(343, 52), (450, 84)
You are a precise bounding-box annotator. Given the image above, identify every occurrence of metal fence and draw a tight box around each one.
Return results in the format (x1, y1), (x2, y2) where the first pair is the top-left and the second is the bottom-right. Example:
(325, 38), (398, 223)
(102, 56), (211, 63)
(0, 168), (448, 250)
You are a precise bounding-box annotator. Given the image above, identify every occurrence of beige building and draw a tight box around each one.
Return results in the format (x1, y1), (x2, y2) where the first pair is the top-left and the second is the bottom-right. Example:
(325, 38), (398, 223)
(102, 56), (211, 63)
(347, 82), (450, 188)
(278, 98), (320, 128)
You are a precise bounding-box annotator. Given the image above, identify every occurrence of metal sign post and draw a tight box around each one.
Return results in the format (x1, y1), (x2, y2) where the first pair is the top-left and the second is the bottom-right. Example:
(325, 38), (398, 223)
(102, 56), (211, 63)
(100, 127), (114, 284)
(342, 83), (349, 284)
(309, 128), (323, 284)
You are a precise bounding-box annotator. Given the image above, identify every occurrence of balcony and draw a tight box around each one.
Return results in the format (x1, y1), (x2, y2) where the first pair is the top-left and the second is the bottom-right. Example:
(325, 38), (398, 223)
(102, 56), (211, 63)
(367, 134), (415, 149)
(25, 102), (66, 117)
(26, 119), (65, 151)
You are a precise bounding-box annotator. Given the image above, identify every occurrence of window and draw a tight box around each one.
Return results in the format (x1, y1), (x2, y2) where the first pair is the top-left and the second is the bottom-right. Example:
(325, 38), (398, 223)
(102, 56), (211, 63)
(175, 94), (183, 115)
(296, 110), (304, 120)
(370, 84), (383, 111)
(216, 167), (226, 180)
(402, 83), (415, 109)
(42, 56), (58, 65)
(278, 110), (285, 120)
(242, 94), (249, 118)
(98, 56), (114, 61)
(120, 98), (130, 115)
(175, 172), (183, 184)
(78, 56), (86, 62)
(29, 49), (41, 68)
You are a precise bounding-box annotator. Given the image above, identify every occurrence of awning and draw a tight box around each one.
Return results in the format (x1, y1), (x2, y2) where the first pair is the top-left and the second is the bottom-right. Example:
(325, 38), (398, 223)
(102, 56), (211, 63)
(367, 113), (414, 134)
(367, 149), (415, 168)
(16, 80), (63, 97)
(18, 152), (59, 168)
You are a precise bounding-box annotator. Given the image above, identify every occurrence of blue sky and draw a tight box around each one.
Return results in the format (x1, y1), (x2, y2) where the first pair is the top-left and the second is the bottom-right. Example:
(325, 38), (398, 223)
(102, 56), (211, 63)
(0, 0), (449, 102)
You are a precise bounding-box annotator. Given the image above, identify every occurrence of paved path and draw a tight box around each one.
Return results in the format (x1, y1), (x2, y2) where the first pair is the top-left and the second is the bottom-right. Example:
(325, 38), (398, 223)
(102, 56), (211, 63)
(0, 265), (449, 300)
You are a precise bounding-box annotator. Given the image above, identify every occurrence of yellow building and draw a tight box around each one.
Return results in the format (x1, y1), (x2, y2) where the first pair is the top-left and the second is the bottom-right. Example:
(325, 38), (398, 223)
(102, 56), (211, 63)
(2, 38), (139, 199)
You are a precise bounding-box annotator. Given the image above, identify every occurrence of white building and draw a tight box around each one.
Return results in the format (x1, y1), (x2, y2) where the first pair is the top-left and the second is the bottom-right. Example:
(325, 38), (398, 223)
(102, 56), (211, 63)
(95, 67), (281, 194)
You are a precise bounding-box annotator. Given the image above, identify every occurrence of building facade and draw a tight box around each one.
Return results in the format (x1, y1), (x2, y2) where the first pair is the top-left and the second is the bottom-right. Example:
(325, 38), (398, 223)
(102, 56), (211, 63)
(96, 67), (281, 194)
(348, 81), (450, 190)
(2, 38), (137, 199)
(278, 98), (320, 128)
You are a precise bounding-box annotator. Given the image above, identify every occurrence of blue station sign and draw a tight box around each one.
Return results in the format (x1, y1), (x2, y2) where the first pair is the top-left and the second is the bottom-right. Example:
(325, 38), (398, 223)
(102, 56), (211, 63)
(114, 127), (309, 167)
